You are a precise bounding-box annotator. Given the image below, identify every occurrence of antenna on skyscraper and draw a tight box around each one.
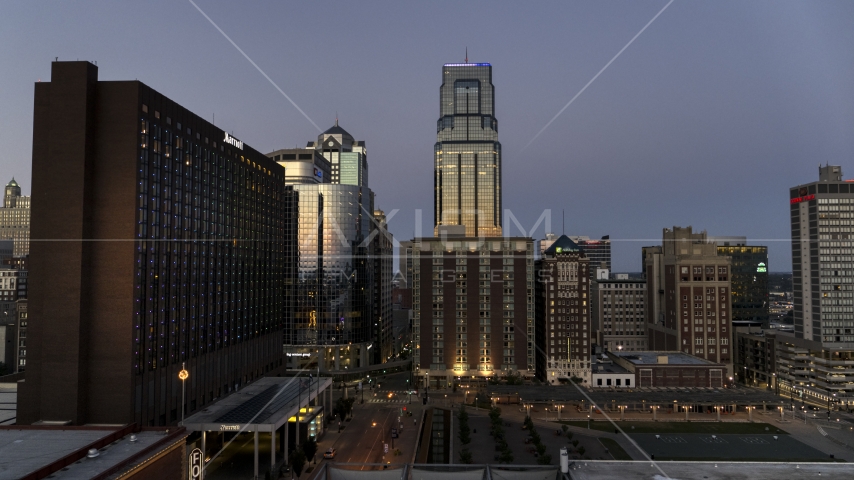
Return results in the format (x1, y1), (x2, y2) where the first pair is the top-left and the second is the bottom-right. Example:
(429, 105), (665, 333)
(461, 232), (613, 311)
(465, 47), (468, 63)
(562, 209), (565, 235)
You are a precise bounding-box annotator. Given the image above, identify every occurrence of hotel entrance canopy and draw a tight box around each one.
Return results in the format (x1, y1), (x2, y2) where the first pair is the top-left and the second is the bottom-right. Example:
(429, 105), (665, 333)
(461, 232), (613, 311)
(183, 376), (331, 434)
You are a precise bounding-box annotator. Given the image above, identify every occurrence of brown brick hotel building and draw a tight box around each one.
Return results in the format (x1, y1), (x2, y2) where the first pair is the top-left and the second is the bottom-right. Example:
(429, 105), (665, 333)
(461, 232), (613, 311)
(19, 61), (296, 426)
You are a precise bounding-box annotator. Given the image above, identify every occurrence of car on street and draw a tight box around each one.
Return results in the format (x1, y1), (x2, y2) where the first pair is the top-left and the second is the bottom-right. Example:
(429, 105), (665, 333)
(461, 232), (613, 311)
(323, 448), (336, 459)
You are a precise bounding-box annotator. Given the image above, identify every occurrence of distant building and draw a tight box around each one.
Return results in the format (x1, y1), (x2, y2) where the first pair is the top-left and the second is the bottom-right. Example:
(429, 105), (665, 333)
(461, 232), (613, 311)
(535, 235), (591, 384)
(644, 226), (733, 375)
(593, 276), (647, 352)
(709, 236), (770, 327)
(540, 234), (611, 275)
(412, 236), (535, 387)
(311, 120), (368, 187)
(608, 351), (727, 388)
(0, 179), (30, 256)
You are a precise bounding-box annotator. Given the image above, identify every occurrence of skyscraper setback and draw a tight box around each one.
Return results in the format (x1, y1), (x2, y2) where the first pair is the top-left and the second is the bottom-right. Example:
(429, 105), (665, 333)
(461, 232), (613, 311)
(434, 63), (502, 237)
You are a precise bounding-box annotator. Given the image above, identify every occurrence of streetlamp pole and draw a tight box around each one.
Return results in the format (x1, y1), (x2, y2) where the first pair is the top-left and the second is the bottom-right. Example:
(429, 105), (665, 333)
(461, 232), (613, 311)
(179, 362), (189, 427)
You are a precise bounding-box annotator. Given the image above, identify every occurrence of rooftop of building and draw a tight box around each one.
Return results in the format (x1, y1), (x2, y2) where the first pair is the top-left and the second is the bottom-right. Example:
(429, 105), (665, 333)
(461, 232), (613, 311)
(591, 358), (630, 374)
(567, 461), (853, 480)
(0, 425), (185, 479)
(443, 62), (491, 67)
(6, 178), (18, 188)
(610, 351), (715, 366)
(543, 234), (582, 255)
(322, 120), (352, 137)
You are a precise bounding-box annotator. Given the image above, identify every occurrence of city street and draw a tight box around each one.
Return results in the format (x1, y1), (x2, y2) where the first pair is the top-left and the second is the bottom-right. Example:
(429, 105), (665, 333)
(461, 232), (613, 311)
(307, 372), (423, 479)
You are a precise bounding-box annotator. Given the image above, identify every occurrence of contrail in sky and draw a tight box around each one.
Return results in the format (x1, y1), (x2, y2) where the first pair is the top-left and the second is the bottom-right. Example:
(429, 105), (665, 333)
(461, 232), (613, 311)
(188, 0), (322, 132)
(522, 0), (675, 151)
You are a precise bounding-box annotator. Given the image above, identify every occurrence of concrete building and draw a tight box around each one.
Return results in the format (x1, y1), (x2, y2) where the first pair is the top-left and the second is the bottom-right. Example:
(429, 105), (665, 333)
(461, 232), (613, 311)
(590, 356), (634, 388)
(593, 275), (647, 352)
(535, 235), (591, 384)
(267, 147), (331, 184)
(644, 226), (733, 374)
(19, 61), (294, 426)
(781, 165), (854, 404)
(790, 165), (854, 346)
(412, 235), (535, 387)
(0, 178), (30, 256)
(608, 350), (727, 388)
(734, 325), (778, 389)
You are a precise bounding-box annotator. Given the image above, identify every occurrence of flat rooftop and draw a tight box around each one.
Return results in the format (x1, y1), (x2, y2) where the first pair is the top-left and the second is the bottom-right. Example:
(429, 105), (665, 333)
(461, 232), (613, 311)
(612, 351), (715, 366)
(0, 427), (183, 479)
(568, 461), (854, 480)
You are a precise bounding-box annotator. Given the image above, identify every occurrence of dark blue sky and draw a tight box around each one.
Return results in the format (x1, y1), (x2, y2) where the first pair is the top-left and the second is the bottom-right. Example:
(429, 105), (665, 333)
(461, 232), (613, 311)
(2, 0), (854, 271)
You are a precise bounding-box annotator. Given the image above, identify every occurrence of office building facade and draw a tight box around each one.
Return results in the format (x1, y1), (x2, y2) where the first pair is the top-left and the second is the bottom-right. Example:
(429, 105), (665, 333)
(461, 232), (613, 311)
(535, 235), (591, 384)
(434, 63), (502, 237)
(19, 61), (295, 426)
(412, 236), (534, 387)
(778, 165), (854, 403)
(284, 183), (375, 371)
(593, 277), (647, 352)
(0, 179), (30, 256)
(644, 227), (733, 374)
(790, 165), (854, 347)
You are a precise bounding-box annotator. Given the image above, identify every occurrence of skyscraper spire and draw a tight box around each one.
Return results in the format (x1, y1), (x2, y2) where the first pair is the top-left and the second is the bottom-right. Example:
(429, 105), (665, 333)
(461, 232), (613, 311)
(465, 47), (468, 63)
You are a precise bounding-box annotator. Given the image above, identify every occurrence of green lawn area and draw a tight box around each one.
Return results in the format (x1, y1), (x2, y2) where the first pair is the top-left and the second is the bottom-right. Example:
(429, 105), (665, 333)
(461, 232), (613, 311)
(598, 438), (632, 460)
(559, 421), (788, 435)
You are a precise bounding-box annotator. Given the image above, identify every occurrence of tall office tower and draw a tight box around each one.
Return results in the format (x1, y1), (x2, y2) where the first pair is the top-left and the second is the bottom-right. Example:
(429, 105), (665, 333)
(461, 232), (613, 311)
(0, 178), (31, 256)
(372, 209), (394, 364)
(268, 124), (387, 372)
(284, 182), (376, 371)
(412, 235), (534, 387)
(19, 61), (295, 426)
(644, 226), (733, 375)
(535, 236), (591, 384)
(775, 166), (854, 404)
(540, 234), (611, 275)
(434, 62), (502, 237)
(791, 165), (854, 346)
(309, 121), (367, 187)
(593, 277), (647, 353)
(709, 237), (769, 327)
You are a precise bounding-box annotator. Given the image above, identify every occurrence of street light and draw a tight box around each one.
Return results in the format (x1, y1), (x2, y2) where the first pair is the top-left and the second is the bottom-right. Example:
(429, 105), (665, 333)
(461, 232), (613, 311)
(178, 362), (189, 426)
(587, 414), (591, 430)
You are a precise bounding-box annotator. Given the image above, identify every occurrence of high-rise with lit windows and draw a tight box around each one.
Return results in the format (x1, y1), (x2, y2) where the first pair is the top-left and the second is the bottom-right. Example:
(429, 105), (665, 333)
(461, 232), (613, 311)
(434, 63), (502, 237)
(19, 61), (296, 426)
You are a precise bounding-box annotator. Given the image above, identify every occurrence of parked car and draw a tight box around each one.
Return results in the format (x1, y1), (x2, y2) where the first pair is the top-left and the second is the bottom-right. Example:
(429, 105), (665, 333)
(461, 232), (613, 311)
(323, 448), (336, 459)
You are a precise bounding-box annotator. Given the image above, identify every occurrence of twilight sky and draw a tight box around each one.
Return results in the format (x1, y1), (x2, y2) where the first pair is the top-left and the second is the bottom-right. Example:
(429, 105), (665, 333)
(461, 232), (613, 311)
(2, 0), (854, 272)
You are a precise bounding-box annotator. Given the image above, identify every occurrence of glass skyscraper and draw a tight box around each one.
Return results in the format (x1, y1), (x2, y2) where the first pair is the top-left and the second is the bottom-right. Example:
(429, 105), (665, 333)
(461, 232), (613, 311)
(434, 63), (502, 237)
